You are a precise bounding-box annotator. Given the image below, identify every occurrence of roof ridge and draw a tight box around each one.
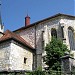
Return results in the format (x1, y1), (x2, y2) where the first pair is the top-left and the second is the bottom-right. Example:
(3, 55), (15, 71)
(14, 13), (75, 32)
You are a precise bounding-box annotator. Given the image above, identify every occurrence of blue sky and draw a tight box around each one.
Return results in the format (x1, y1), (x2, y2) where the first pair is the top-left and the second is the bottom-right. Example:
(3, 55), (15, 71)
(1, 0), (75, 31)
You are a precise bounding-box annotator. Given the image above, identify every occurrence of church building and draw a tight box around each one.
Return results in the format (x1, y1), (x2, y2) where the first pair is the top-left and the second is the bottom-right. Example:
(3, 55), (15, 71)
(0, 12), (75, 71)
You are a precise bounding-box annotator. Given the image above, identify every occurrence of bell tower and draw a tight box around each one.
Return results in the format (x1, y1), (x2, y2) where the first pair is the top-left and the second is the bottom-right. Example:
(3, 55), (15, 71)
(0, 1), (4, 38)
(0, 1), (4, 33)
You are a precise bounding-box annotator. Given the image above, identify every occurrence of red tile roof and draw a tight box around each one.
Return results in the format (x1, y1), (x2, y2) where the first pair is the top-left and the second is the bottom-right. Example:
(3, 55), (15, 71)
(0, 30), (35, 50)
(14, 13), (75, 32)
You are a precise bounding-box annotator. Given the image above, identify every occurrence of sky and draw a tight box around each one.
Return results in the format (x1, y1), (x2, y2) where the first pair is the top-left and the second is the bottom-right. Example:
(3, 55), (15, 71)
(1, 0), (75, 31)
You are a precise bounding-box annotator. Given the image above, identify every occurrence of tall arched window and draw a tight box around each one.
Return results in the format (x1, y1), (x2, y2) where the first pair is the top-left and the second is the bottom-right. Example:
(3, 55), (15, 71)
(51, 28), (57, 38)
(68, 26), (75, 50)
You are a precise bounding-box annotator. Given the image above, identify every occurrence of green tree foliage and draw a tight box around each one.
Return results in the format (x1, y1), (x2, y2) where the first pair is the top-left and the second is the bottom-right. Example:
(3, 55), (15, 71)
(45, 37), (70, 71)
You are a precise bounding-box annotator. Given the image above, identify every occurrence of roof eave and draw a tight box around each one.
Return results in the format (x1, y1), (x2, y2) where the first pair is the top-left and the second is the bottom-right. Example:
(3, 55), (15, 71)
(0, 38), (35, 53)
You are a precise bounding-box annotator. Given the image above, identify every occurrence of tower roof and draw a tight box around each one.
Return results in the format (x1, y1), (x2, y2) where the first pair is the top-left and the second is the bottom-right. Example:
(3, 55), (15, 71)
(0, 13), (2, 25)
(0, 2), (2, 25)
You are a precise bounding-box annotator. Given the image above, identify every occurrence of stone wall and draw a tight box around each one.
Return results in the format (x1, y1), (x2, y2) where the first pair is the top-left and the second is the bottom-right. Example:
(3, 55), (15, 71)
(35, 17), (61, 69)
(0, 40), (33, 71)
(15, 26), (36, 69)
(10, 40), (33, 71)
(15, 26), (35, 48)
(15, 16), (75, 69)
(59, 16), (75, 50)
(0, 41), (11, 71)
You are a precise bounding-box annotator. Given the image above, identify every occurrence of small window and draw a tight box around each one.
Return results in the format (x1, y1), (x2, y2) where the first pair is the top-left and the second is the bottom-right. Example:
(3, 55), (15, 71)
(24, 57), (27, 64)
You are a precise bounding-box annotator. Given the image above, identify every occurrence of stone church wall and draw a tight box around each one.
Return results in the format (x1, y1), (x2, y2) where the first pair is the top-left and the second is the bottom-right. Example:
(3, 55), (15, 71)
(35, 17), (61, 68)
(59, 17), (75, 50)
(10, 40), (33, 71)
(0, 41), (11, 71)
(15, 26), (36, 48)
(0, 40), (33, 71)
(15, 16), (75, 69)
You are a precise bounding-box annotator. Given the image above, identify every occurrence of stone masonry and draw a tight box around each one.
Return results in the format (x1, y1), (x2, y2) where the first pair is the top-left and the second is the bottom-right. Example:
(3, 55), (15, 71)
(15, 14), (75, 70)
(0, 40), (33, 71)
(0, 13), (75, 71)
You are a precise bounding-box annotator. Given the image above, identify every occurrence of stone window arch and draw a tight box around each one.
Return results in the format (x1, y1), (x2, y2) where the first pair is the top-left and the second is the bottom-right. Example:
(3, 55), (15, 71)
(51, 28), (57, 38)
(68, 26), (74, 32)
(68, 26), (75, 50)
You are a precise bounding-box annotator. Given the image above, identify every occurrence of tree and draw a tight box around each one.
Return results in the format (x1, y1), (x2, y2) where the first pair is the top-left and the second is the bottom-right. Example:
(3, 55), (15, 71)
(45, 37), (70, 71)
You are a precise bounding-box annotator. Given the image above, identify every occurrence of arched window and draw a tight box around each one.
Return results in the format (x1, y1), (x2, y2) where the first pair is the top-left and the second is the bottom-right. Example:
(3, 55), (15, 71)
(51, 28), (57, 38)
(68, 26), (75, 50)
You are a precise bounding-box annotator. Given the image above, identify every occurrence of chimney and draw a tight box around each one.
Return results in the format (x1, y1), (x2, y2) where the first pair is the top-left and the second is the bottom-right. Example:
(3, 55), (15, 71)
(25, 14), (30, 26)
